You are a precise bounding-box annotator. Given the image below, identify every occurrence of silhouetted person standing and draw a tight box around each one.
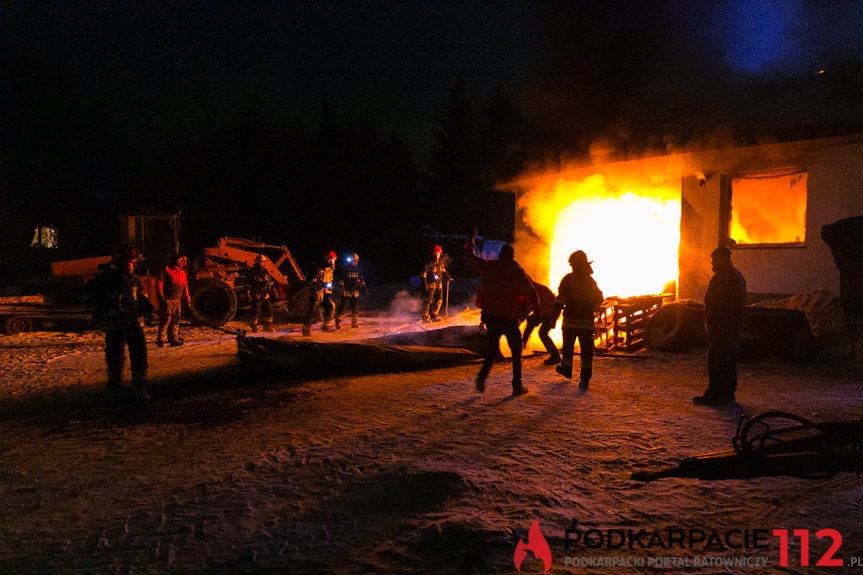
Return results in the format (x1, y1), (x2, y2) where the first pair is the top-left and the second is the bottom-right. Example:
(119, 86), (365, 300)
(421, 244), (451, 322)
(247, 254), (276, 333)
(336, 252), (365, 329)
(555, 251), (603, 390)
(83, 245), (154, 400)
(471, 242), (540, 396)
(156, 254), (191, 347)
(694, 247), (746, 405)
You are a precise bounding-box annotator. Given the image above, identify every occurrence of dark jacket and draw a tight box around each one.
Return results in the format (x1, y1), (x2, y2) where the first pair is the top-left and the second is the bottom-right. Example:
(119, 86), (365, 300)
(247, 266), (275, 300)
(421, 259), (450, 290)
(83, 267), (153, 330)
(557, 272), (603, 330)
(310, 264), (335, 296)
(531, 282), (557, 317)
(704, 264), (747, 337)
(340, 264), (365, 297)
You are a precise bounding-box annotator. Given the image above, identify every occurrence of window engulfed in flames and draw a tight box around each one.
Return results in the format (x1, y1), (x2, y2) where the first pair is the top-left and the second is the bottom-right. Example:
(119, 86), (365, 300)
(520, 172), (681, 298)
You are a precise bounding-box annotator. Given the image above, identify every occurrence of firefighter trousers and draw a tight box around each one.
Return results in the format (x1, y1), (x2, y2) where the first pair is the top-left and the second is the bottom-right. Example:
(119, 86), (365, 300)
(304, 292), (335, 328)
(105, 319), (148, 387)
(337, 293), (360, 326)
(522, 312), (560, 360)
(422, 284), (443, 320)
(561, 327), (594, 383)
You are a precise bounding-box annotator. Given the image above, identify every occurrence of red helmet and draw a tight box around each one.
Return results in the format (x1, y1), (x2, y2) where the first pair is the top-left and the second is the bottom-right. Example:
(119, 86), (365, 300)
(112, 244), (142, 266)
(433, 245), (443, 255)
(326, 250), (337, 262)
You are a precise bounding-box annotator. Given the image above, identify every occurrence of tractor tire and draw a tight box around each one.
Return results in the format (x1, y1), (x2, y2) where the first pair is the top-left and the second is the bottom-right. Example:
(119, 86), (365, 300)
(645, 303), (700, 352)
(190, 278), (238, 326)
(3, 315), (34, 335)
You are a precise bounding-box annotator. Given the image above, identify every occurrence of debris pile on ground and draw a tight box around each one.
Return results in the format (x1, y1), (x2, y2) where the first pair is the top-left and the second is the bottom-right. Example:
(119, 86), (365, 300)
(753, 289), (857, 361)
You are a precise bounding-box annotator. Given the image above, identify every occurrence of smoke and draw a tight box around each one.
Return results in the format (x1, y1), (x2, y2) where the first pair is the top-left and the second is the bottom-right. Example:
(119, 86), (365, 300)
(388, 289), (420, 317)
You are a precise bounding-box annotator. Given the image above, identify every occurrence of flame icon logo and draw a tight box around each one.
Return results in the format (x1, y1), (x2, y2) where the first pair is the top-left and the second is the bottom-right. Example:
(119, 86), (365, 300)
(514, 520), (552, 573)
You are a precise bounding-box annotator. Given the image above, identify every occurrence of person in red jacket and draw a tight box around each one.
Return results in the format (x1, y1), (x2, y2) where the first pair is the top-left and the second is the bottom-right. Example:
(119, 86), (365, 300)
(156, 254), (192, 347)
(470, 241), (540, 396)
(521, 279), (561, 364)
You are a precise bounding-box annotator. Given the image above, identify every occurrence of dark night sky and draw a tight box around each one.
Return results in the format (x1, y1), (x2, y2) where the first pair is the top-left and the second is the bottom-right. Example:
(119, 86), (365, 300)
(4, 1), (861, 160)
(1, 1), (862, 274)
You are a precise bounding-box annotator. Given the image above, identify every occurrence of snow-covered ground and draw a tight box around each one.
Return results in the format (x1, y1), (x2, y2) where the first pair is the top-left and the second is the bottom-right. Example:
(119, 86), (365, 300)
(1, 313), (862, 574)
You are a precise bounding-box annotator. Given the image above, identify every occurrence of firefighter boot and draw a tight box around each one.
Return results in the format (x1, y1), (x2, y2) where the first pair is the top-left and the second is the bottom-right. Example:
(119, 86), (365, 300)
(132, 374), (149, 401)
(556, 363), (573, 379)
(335, 318), (342, 330)
(475, 376), (486, 393)
(351, 319), (359, 329)
(302, 325), (311, 337)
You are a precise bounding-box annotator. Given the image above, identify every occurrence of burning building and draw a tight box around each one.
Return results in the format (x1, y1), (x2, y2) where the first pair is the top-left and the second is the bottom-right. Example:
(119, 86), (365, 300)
(508, 134), (863, 304)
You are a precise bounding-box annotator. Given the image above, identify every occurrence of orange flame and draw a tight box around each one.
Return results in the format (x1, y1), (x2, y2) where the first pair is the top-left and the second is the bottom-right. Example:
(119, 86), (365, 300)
(519, 169), (681, 298)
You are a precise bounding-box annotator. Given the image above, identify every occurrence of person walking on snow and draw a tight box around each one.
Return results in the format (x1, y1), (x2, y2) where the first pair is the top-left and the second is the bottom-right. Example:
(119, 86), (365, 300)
(303, 250), (337, 336)
(555, 250), (603, 390)
(521, 279), (561, 365)
(470, 240), (540, 396)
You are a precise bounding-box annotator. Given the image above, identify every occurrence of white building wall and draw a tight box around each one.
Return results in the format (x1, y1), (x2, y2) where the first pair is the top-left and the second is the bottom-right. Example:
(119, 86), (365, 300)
(726, 140), (863, 298)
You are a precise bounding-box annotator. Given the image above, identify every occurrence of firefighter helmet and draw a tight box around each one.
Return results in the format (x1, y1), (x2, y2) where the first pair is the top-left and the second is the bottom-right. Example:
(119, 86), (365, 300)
(254, 254), (268, 264)
(433, 245), (443, 255)
(326, 250), (337, 261)
(112, 245), (142, 266)
(568, 250), (592, 266)
(346, 252), (359, 264)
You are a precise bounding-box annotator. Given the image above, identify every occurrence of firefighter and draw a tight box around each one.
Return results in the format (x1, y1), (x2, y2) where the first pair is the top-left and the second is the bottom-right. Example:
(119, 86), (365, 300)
(82, 245), (154, 399)
(302, 250), (337, 336)
(247, 254), (276, 333)
(555, 250), (604, 390)
(420, 244), (451, 322)
(521, 279), (562, 364)
(693, 247), (747, 406)
(470, 241), (540, 396)
(336, 252), (365, 329)
(156, 253), (191, 347)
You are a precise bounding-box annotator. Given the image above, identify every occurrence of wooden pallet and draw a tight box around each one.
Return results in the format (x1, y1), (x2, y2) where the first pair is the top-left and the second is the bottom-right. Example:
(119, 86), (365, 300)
(596, 295), (667, 351)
